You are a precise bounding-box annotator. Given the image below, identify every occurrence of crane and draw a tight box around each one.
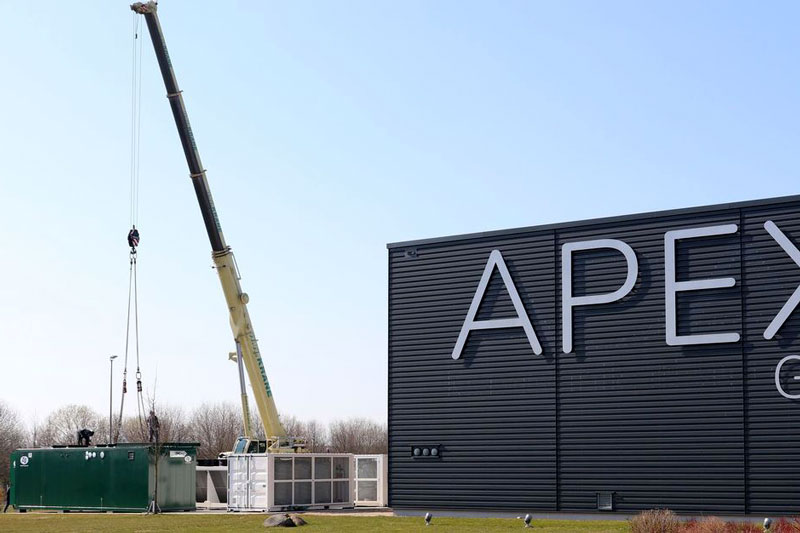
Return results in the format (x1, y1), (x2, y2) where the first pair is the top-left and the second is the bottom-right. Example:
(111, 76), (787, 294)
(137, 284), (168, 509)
(130, 1), (303, 454)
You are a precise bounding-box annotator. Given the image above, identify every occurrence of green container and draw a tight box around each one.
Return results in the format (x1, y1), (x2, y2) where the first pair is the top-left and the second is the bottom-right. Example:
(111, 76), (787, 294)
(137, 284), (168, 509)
(9, 443), (198, 512)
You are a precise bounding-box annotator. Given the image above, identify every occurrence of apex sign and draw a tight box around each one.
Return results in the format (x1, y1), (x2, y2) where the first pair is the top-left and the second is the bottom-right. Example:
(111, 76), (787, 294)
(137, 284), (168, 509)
(451, 221), (800, 400)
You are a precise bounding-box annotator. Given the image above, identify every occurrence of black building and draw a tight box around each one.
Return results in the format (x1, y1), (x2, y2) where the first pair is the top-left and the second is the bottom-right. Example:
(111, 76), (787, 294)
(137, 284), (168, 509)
(387, 195), (800, 515)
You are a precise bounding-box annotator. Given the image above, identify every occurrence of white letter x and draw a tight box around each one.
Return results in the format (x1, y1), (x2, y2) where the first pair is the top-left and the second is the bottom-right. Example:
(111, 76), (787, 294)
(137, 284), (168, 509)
(764, 220), (800, 339)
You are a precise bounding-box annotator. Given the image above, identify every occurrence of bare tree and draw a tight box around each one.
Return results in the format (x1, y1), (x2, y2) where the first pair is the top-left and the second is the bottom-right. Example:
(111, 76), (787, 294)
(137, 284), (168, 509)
(118, 414), (148, 443)
(150, 404), (191, 443)
(303, 419), (329, 453)
(115, 403), (191, 444)
(189, 402), (242, 459)
(328, 417), (387, 454)
(25, 402), (386, 462)
(251, 415), (267, 441)
(37, 404), (106, 447)
(0, 401), (26, 501)
(277, 414), (330, 452)
(278, 413), (303, 439)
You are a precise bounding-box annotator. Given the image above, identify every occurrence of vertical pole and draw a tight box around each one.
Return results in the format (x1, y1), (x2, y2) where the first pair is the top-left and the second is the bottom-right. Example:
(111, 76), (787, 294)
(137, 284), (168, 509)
(109, 355), (118, 443)
(236, 342), (253, 438)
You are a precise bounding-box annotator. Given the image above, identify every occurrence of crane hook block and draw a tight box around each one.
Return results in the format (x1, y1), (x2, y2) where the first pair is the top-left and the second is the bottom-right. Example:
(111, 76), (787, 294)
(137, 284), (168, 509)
(128, 226), (140, 250)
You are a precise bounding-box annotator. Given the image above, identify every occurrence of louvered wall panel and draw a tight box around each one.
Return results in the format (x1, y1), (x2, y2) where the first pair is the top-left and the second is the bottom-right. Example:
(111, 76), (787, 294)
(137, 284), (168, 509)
(556, 212), (744, 513)
(389, 233), (556, 510)
(742, 205), (800, 515)
(388, 195), (800, 514)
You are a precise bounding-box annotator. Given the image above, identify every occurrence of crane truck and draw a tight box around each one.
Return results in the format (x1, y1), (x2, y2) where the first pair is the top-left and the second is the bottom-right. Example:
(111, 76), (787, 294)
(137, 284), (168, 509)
(130, 1), (303, 454)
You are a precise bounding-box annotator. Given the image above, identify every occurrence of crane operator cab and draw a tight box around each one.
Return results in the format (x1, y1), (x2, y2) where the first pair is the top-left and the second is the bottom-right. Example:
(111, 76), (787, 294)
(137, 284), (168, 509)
(228, 436), (307, 456)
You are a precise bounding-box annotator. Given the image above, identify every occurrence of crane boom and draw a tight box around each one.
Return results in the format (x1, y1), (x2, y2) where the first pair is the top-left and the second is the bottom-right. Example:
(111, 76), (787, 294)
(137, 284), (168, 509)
(131, 1), (287, 444)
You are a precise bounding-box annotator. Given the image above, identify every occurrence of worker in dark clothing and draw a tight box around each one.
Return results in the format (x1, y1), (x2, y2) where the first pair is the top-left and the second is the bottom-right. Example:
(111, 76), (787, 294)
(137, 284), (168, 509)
(147, 410), (160, 443)
(3, 482), (10, 513)
(127, 226), (140, 251)
(77, 428), (94, 447)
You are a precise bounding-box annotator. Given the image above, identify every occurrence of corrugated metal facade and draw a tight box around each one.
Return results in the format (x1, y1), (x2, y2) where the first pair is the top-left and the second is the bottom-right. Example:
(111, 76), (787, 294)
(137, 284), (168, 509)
(387, 196), (800, 514)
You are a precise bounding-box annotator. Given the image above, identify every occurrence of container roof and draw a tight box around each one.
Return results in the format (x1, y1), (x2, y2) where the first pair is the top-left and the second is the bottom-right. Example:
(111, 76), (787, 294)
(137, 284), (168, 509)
(27, 442), (201, 450)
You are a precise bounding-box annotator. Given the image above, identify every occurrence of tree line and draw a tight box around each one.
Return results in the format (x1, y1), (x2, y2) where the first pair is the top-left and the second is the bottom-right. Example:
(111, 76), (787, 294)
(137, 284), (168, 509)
(0, 400), (387, 499)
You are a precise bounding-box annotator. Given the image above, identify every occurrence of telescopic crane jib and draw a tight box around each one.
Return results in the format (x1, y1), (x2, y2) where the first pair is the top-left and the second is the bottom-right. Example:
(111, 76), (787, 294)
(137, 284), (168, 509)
(130, 1), (303, 453)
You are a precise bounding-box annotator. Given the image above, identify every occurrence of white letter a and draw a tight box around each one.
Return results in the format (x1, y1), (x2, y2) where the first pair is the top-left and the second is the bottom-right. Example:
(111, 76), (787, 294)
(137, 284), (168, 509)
(451, 250), (542, 359)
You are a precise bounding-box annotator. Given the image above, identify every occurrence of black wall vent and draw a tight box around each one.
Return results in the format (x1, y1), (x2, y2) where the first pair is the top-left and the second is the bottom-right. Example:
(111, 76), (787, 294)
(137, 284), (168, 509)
(597, 492), (614, 511)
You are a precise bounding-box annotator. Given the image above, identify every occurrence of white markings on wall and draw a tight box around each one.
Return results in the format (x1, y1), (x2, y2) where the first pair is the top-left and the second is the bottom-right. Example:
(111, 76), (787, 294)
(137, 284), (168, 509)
(561, 239), (638, 354)
(664, 224), (740, 346)
(775, 355), (800, 400)
(445, 221), (800, 401)
(763, 221), (800, 340)
(451, 250), (542, 360)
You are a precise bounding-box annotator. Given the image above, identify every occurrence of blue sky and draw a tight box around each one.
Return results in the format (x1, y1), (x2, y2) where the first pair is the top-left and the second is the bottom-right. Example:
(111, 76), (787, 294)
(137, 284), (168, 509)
(1, 1), (798, 429)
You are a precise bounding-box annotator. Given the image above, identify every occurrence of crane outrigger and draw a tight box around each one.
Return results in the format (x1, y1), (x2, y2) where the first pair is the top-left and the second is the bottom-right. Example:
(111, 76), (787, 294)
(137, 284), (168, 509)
(130, 1), (303, 454)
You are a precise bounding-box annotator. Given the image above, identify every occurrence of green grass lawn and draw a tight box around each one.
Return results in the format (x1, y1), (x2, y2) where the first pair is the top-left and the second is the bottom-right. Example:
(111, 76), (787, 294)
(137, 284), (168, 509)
(0, 512), (631, 532)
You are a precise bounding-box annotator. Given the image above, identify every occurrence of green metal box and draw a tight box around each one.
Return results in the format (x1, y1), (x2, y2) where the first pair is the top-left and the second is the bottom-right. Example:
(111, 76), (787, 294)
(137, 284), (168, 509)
(9, 443), (198, 512)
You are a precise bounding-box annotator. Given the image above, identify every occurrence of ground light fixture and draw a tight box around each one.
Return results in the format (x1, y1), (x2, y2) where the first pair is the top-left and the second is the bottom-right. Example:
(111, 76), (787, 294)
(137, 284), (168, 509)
(524, 514), (532, 527)
(425, 512), (432, 526)
(764, 518), (772, 530)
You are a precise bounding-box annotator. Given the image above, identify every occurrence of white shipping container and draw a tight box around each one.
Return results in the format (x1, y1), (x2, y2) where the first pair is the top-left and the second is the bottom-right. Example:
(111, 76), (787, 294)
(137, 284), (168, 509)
(227, 453), (354, 512)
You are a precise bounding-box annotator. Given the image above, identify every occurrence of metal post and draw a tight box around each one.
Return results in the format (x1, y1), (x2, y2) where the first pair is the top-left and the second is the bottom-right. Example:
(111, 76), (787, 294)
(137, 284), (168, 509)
(109, 355), (118, 443)
(236, 342), (253, 438)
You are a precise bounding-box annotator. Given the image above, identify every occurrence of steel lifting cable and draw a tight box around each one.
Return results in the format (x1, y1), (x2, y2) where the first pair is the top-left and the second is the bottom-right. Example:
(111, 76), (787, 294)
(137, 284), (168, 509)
(133, 9), (143, 227)
(129, 14), (137, 228)
(115, 14), (146, 443)
(133, 252), (146, 436)
(114, 251), (135, 443)
(129, 12), (143, 228)
(133, 11), (146, 437)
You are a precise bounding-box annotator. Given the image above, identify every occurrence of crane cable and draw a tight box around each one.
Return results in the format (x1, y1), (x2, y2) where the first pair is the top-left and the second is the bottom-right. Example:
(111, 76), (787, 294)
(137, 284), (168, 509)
(115, 13), (146, 443)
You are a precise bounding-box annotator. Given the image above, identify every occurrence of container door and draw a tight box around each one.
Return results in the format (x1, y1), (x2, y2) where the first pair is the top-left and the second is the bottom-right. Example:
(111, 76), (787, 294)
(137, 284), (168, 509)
(227, 455), (249, 510)
(248, 455), (268, 510)
(355, 456), (379, 506)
